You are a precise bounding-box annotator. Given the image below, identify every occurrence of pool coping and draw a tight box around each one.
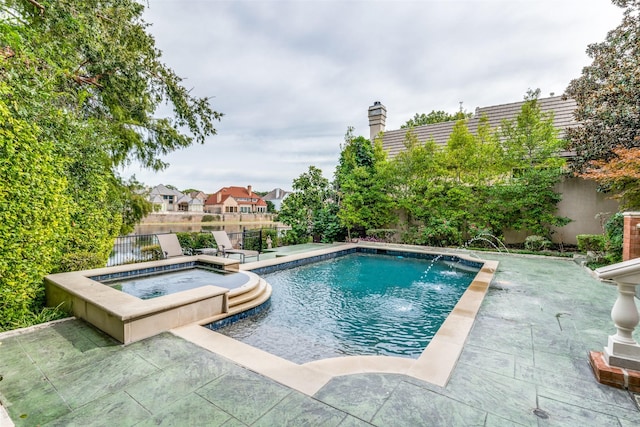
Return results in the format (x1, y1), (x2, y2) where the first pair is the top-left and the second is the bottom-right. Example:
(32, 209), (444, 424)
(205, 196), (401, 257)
(44, 255), (259, 344)
(172, 242), (498, 394)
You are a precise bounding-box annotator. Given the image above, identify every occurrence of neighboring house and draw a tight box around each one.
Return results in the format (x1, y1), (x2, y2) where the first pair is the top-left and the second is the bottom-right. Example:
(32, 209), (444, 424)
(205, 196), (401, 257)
(204, 185), (267, 214)
(367, 97), (619, 244)
(189, 191), (208, 203)
(148, 184), (204, 212)
(262, 188), (291, 211)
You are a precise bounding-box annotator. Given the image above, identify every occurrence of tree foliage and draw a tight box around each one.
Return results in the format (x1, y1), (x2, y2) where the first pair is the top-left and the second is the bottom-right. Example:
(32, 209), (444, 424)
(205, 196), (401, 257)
(580, 146), (640, 208)
(401, 109), (472, 128)
(278, 166), (343, 243)
(335, 128), (394, 239)
(564, 0), (640, 172)
(501, 89), (566, 170)
(0, 0), (221, 330)
(283, 91), (569, 248)
(0, 81), (71, 326)
(387, 90), (569, 245)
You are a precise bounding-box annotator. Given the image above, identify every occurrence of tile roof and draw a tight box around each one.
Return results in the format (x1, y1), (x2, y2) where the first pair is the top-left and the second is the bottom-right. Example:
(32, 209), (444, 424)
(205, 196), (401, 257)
(381, 96), (578, 158)
(263, 188), (291, 201)
(205, 186), (267, 206)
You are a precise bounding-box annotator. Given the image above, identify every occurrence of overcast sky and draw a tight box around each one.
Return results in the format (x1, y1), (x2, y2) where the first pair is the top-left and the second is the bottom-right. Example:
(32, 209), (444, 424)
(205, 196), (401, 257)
(121, 0), (623, 193)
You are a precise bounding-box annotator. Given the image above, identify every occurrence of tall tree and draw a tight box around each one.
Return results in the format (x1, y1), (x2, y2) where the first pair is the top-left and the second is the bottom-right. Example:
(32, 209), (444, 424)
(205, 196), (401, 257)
(500, 89), (566, 170)
(496, 89), (569, 238)
(279, 166), (340, 243)
(443, 120), (477, 183)
(0, 0), (221, 329)
(335, 128), (394, 239)
(388, 131), (442, 225)
(564, 0), (640, 172)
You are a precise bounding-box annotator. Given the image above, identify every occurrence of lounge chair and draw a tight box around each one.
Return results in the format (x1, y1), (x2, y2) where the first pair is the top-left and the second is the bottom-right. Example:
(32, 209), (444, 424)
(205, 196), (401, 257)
(212, 231), (259, 263)
(156, 233), (191, 258)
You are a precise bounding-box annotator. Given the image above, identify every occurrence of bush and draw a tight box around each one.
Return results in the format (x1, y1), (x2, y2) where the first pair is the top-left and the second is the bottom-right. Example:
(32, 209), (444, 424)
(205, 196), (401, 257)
(56, 251), (106, 273)
(176, 232), (216, 253)
(577, 234), (606, 253)
(202, 214), (218, 222)
(365, 229), (396, 242)
(281, 229), (311, 245)
(140, 244), (163, 261)
(524, 235), (551, 251)
(421, 218), (462, 247)
(604, 212), (624, 263)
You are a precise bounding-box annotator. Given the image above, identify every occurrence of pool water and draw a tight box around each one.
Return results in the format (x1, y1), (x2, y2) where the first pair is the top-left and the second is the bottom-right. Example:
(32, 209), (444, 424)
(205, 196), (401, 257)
(218, 253), (479, 363)
(108, 268), (248, 299)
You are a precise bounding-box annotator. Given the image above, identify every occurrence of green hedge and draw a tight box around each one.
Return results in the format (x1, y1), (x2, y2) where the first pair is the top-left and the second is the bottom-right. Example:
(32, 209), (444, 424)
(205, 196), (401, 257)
(577, 234), (606, 253)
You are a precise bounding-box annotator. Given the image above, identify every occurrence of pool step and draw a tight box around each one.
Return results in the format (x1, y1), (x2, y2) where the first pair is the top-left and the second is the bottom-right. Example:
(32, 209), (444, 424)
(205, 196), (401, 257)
(228, 277), (268, 309)
(227, 279), (271, 315)
(200, 277), (271, 325)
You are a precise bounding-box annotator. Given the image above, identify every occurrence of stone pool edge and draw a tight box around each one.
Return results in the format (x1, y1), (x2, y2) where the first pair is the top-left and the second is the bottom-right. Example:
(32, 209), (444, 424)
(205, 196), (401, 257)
(44, 255), (250, 344)
(172, 242), (498, 394)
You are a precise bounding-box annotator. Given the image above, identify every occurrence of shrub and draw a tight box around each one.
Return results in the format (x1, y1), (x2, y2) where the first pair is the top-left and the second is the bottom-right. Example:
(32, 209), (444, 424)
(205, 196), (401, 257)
(176, 232), (216, 253)
(4, 303), (69, 332)
(56, 252), (106, 273)
(604, 212), (624, 263)
(366, 229), (396, 242)
(577, 234), (606, 253)
(421, 218), (462, 247)
(524, 235), (551, 251)
(281, 229), (310, 245)
(202, 214), (217, 222)
(140, 244), (163, 261)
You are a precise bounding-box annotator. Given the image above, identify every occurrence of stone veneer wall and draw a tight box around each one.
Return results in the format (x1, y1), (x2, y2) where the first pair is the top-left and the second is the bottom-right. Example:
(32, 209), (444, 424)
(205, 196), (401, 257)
(623, 212), (640, 261)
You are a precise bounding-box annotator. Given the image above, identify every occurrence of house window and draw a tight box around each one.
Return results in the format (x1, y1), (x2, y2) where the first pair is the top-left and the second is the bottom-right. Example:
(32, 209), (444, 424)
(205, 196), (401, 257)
(178, 203), (188, 212)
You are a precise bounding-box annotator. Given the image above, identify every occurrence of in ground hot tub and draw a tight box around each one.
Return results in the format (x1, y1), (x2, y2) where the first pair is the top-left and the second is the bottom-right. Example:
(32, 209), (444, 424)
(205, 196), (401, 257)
(45, 255), (270, 344)
(105, 266), (251, 299)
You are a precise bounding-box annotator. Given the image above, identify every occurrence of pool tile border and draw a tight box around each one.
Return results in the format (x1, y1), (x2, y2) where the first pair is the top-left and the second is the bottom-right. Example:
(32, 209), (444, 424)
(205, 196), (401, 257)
(173, 243), (498, 394)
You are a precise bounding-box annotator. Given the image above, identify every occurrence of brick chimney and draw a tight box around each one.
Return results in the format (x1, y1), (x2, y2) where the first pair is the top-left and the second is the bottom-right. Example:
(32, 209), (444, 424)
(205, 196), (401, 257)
(368, 101), (387, 142)
(247, 185), (252, 196)
(623, 212), (640, 260)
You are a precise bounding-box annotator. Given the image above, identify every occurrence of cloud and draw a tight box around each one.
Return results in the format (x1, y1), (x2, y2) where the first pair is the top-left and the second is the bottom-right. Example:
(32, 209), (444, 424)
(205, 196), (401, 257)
(122, 0), (624, 193)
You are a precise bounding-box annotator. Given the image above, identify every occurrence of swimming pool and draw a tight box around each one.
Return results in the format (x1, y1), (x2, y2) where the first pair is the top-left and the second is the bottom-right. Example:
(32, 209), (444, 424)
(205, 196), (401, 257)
(214, 252), (480, 364)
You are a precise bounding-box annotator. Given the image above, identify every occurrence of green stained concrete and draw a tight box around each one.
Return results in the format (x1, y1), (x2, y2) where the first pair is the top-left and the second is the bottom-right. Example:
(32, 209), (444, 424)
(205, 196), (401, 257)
(1, 253), (639, 426)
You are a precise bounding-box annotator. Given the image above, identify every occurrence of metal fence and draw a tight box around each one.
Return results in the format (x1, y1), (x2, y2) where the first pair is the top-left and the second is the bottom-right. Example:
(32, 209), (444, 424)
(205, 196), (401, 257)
(107, 226), (289, 267)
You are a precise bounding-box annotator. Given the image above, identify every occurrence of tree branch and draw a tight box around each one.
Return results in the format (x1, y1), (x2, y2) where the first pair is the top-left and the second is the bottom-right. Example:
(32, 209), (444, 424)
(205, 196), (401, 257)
(26, 0), (45, 13)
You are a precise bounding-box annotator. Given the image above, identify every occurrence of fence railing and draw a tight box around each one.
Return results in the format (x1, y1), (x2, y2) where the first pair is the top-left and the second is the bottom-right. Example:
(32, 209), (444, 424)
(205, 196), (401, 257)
(107, 226), (289, 267)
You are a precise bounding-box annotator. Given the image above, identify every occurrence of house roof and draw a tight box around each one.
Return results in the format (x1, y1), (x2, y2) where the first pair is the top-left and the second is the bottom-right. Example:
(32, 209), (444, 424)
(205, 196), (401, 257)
(263, 188), (291, 201)
(381, 96), (578, 158)
(205, 186), (267, 206)
(176, 195), (203, 205)
(149, 184), (184, 198)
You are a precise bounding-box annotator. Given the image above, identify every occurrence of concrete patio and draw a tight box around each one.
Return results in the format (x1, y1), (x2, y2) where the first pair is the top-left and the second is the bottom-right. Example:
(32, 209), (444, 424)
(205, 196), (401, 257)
(1, 252), (639, 426)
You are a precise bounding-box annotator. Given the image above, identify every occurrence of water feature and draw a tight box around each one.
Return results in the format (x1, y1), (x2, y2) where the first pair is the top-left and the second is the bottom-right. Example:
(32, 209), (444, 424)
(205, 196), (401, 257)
(216, 252), (479, 364)
(464, 232), (509, 253)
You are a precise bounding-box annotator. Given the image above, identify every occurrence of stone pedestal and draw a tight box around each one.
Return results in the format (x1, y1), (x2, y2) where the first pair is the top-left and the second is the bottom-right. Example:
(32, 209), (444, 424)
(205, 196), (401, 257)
(602, 280), (640, 370)
(593, 258), (640, 386)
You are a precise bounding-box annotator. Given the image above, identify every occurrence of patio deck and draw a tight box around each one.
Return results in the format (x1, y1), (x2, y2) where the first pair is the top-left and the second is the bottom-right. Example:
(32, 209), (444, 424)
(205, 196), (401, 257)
(1, 251), (639, 426)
